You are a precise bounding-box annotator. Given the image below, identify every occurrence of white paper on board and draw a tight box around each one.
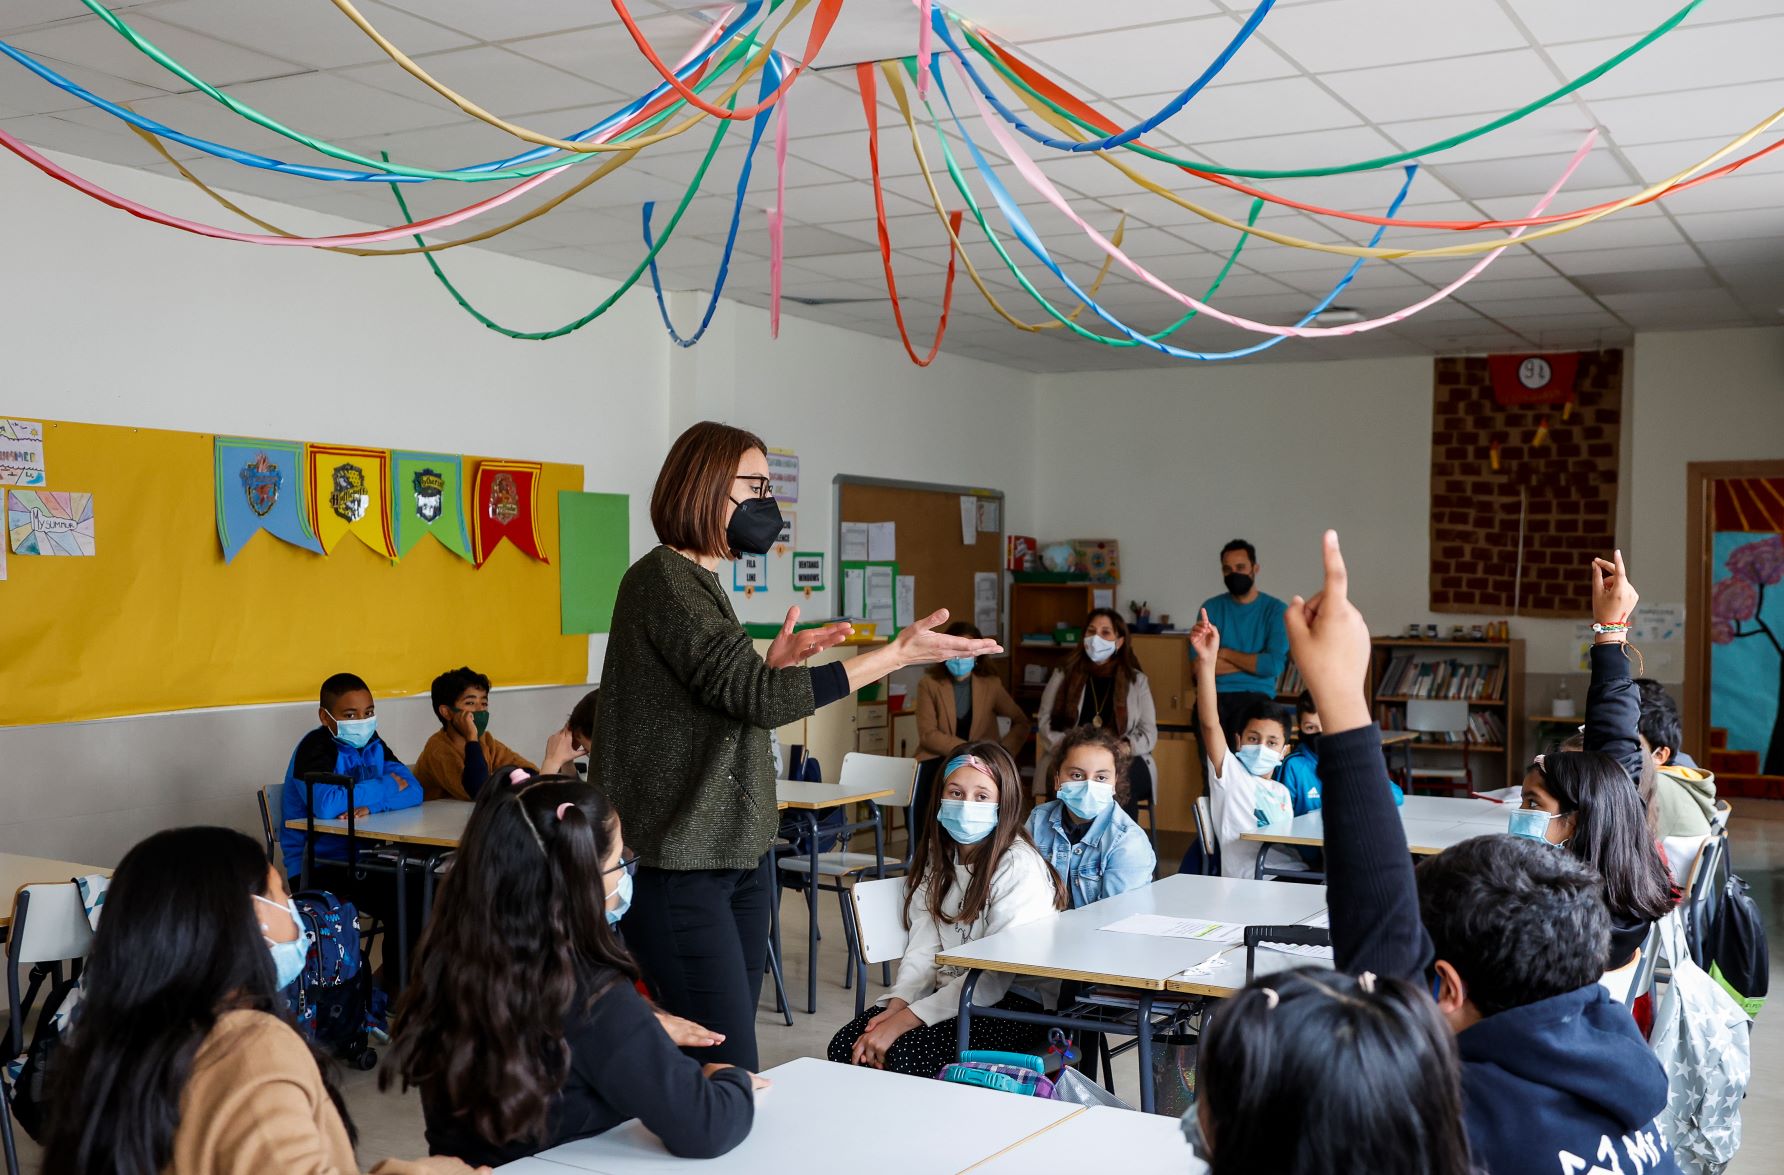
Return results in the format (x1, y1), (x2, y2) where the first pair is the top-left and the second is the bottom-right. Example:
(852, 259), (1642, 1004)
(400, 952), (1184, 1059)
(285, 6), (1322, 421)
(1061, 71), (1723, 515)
(865, 564), (895, 625)
(896, 575), (916, 628)
(793, 553), (823, 588)
(767, 448), (799, 502)
(840, 522), (869, 561)
(867, 522), (896, 562)
(1092, 588), (1115, 610)
(959, 497), (977, 545)
(977, 498), (999, 533)
(843, 568), (865, 617)
(973, 570), (999, 635)
(0, 419), (47, 487)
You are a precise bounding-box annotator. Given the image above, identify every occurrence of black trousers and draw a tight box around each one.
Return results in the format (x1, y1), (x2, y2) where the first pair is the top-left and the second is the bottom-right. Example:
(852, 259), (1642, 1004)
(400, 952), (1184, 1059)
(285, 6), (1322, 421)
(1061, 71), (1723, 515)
(625, 855), (773, 1070)
(1217, 690), (1275, 739)
(826, 993), (1048, 1077)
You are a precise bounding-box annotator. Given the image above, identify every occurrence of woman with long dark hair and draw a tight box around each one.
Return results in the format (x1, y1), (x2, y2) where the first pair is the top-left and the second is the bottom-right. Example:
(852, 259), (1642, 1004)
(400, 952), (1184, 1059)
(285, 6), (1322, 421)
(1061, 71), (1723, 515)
(387, 774), (760, 1168)
(1188, 969), (1475, 1175)
(594, 420), (998, 1069)
(42, 826), (473, 1175)
(1037, 608), (1157, 813)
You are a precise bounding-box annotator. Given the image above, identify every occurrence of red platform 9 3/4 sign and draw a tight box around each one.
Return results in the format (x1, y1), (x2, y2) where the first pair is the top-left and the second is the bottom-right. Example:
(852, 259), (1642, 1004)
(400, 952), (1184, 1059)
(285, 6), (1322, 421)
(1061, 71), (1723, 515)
(1488, 352), (1580, 407)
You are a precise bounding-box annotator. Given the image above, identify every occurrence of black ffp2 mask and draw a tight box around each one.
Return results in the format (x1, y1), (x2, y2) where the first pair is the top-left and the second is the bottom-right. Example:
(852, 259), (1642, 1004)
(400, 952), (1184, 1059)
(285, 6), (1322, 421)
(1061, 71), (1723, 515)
(727, 496), (783, 556)
(1225, 572), (1254, 597)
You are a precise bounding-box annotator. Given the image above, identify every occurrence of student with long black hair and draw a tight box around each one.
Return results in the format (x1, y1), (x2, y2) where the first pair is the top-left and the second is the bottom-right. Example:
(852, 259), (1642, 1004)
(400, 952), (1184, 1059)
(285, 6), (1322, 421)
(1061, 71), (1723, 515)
(387, 774), (760, 1168)
(1188, 969), (1474, 1175)
(42, 826), (475, 1175)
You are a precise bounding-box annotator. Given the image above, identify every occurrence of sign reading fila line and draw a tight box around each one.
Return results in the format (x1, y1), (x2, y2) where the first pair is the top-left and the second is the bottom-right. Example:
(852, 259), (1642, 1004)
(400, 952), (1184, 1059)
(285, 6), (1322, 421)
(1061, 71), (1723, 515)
(391, 450), (472, 562)
(472, 459), (547, 567)
(214, 437), (324, 562)
(307, 444), (395, 558)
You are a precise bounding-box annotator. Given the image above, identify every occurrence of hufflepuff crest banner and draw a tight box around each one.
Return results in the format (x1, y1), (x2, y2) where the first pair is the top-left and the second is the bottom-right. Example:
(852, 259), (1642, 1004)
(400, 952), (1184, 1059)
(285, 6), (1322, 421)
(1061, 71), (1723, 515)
(391, 451), (472, 562)
(471, 459), (547, 567)
(214, 437), (324, 563)
(307, 444), (395, 558)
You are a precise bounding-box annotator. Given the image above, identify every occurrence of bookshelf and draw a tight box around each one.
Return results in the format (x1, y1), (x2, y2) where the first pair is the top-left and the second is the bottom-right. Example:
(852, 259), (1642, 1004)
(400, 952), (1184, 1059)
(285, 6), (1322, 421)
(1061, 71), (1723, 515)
(1276, 658), (1304, 703)
(1009, 582), (1113, 706)
(1370, 638), (1525, 791)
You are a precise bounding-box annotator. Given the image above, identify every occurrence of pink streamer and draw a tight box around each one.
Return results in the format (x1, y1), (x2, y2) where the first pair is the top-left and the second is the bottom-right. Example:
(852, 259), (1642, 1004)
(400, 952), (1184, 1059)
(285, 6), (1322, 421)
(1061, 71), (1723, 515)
(917, 0), (934, 99)
(957, 57), (1598, 339)
(769, 96), (789, 338)
(0, 15), (737, 249)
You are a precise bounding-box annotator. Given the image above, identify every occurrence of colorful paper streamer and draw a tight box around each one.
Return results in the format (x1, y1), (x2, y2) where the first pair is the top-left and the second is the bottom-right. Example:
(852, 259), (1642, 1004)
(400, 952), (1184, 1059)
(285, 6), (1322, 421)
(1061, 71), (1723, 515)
(769, 97), (789, 338)
(214, 437), (324, 563)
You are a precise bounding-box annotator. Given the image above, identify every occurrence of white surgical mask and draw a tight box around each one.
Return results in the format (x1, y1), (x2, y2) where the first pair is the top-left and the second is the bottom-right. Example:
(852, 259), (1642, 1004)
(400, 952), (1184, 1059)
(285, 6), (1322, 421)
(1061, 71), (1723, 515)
(1236, 744), (1284, 777)
(1083, 635), (1117, 664)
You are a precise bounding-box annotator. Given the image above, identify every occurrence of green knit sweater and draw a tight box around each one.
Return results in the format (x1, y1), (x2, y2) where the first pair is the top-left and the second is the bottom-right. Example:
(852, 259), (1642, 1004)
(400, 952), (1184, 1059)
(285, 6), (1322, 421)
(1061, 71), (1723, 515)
(593, 545), (817, 870)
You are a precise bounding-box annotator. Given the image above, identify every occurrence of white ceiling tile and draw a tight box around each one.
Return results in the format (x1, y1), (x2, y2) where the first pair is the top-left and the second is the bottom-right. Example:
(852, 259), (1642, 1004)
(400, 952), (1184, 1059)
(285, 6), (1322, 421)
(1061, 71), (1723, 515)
(1620, 137), (1784, 188)
(1598, 287), (1748, 326)
(1522, 214), (1687, 254)
(946, 0), (1222, 42)
(1584, 80), (1784, 148)
(1320, 49), (1562, 123)
(1456, 276), (1588, 303)
(343, 46), (623, 118)
(0, 47), (170, 115)
(1195, 124), (1402, 172)
(1650, 170), (1784, 215)
(1506, 0), (1782, 45)
(1545, 243), (1709, 277)
(205, 72), (463, 138)
(1144, 76), (1365, 145)
(0, 0), (157, 36)
(148, 0), (474, 70)
(1546, 18), (1784, 101)
(1373, 104), (1596, 167)
(382, 0), (624, 42)
(1016, 14), (1298, 100)
(1424, 146), (1634, 201)
(1672, 207), (1784, 244)
(505, 13), (734, 96)
(5, 14), (305, 89)
(1261, 0), (1527, 73)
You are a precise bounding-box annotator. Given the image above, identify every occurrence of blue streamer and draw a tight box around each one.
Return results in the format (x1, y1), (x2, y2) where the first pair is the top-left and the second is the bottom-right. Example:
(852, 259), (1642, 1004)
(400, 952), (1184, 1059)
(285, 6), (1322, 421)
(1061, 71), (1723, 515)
(928, 60), (1417, 361)
(927, 2), (1273, 154)
(0, 0), (762, 183)
(643, 56), (785, 346)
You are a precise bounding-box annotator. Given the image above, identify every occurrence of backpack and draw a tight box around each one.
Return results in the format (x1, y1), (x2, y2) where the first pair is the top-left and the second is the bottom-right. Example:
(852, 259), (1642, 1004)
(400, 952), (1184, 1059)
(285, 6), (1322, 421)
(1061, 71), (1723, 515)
(1704, 855), (1768, 1017)
(286, 890), (380, 1070)
(1649, 910), (1751, 1174)
(3, 973), (79, 1141)
(776, 755), (846, 892)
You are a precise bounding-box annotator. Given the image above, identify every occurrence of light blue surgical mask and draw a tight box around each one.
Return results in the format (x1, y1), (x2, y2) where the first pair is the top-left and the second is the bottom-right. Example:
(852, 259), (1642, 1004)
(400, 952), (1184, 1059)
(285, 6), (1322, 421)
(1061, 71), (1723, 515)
(254, 894), (314, 990)
(606, 869), (633, 926)
(331, 714), (377, 750)
(1057, 780), (1114, 822)
(945, 657), (977, 679)
(937, 799), (1000, 845)
(1508, 806), (1562, 843)
(1235, 744), (1283, 777)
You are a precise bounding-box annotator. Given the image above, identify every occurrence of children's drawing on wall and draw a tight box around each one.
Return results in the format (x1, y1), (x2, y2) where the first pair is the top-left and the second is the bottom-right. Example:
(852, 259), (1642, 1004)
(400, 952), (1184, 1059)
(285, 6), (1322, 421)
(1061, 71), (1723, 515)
(7, 489), (95, 556)
(1711, 531), (1783, 777)
(0, 418), (47, 487)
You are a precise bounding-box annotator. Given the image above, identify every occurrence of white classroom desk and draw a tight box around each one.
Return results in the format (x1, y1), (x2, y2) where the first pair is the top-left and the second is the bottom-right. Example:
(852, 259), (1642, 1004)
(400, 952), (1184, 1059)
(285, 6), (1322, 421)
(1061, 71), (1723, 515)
(1242, 796), (1514, 858)
(286, 798), (475, 848)
(504, 1057), (1083, 1174)
(2, 853), (110, 930)
(966, 1106), (1203, 1175)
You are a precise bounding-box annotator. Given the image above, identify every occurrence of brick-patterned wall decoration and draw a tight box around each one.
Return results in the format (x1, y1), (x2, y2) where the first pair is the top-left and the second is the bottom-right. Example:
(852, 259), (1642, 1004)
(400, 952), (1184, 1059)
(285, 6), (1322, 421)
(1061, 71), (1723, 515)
(1429, 350), (1622, 617)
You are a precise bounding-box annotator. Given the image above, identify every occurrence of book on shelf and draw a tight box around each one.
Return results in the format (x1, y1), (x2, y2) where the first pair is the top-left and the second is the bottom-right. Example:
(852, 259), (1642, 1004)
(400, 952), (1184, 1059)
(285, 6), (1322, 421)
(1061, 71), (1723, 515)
(1376, 654), (1505, 701)
(1276, 660), (1304, 697)
(1377, 704), (1506, 747)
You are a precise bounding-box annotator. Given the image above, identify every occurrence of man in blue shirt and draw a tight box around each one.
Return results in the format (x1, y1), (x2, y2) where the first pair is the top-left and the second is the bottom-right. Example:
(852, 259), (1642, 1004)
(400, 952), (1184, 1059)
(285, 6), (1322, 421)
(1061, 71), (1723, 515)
(1197, 539), (1289, 736)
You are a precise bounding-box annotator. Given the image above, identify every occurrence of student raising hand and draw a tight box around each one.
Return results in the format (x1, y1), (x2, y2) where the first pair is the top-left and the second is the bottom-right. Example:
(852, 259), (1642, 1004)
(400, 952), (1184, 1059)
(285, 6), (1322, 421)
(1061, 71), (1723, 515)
(1282, 530), (1373, 736)
(1591, 548), (1639, 644)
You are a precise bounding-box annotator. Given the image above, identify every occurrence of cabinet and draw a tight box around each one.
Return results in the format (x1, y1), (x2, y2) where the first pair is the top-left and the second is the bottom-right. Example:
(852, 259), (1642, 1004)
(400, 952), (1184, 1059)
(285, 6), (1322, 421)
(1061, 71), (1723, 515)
(1152, 731), (1204, 834)
(1131, 633), (1191, 726)
(1009, 582), (1114, 710)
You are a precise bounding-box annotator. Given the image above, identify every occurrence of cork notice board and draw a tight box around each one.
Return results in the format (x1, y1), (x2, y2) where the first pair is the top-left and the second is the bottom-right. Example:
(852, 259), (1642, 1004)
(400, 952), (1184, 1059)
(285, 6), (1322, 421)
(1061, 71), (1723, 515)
(837, 477), (1005, 641)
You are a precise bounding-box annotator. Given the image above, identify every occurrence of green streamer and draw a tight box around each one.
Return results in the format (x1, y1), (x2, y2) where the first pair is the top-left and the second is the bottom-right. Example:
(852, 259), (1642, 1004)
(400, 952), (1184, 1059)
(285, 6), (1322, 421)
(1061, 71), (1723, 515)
(383, 105), (735, 340)
(959, 0), (1702, 179)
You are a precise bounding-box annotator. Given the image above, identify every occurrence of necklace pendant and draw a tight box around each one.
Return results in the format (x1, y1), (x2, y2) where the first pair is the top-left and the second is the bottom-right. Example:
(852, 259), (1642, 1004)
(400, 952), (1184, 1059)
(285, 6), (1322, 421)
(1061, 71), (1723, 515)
(1093, 715), (1103, 729)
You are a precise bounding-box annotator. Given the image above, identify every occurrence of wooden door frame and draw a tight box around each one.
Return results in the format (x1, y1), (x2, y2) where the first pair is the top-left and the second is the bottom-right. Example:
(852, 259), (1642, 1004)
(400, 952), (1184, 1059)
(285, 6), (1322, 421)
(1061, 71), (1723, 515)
(1683, 459), (1784, 761)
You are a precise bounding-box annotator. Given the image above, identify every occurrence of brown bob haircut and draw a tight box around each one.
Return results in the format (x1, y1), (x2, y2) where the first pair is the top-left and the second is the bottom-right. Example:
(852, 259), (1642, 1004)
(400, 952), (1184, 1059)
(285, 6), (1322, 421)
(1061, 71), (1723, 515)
(650, 421), (767, 559)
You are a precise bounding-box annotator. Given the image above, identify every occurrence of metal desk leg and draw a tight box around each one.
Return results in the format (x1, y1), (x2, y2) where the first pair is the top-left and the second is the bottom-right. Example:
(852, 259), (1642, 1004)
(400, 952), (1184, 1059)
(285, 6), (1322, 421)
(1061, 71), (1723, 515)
(393, 847), (409, 997)
(765, 900), (793, 1027)
(805, 812), (820, 1014)
(1136, 991), (1157, 1114)
(1402, 740), (1414, 791)
(955, 969), (982, 1058)
(421, 854), (437, 926)
(870, 805), (890, 986)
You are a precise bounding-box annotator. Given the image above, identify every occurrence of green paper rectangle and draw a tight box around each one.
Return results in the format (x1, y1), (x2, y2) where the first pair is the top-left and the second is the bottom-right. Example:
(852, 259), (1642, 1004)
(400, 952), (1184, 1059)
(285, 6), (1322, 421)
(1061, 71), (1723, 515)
(558, 491), (629, 635)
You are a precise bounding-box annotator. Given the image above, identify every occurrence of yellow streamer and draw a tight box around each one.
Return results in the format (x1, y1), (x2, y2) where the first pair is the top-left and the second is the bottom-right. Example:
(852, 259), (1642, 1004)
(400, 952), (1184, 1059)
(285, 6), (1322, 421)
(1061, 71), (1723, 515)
(878, 62), (1123, 333)
(126, 122), (644, 256)
(1010, 83), (1784, 260)
(326, 0), (808, 153)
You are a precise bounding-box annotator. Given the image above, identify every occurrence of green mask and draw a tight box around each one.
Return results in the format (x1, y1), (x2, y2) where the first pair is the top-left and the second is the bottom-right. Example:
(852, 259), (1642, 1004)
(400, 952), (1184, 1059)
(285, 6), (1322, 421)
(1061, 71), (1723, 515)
(472, 710), (489, 738)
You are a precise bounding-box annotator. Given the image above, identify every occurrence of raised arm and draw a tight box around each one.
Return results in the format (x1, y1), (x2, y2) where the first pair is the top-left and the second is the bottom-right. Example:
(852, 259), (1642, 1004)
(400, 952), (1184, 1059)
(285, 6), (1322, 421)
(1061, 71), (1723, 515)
(1584, 550), (1645, 788)
(1189, 610), (1228, 776)
(1287, 532), (1434, 982)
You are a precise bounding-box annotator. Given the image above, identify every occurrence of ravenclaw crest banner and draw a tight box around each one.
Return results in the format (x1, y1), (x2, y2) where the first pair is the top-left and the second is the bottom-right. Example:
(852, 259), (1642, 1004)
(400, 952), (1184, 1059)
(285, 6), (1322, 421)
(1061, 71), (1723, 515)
(214, 437), (324, 563)
(391, 451), (472, 562)
(472, 459), (547, 567)
(307, 444), (395, 557)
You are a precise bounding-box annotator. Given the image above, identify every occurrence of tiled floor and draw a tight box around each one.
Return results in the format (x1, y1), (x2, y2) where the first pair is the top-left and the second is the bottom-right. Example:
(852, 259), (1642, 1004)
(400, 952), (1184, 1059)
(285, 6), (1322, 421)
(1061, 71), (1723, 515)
(9, 806), (1784, 1171)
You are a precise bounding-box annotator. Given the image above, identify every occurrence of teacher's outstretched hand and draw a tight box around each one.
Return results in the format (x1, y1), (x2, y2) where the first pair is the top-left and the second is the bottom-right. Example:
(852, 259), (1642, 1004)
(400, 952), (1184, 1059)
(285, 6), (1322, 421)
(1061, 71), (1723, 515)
(837, 607), (1005, 693)
(766, 604), (853, 668)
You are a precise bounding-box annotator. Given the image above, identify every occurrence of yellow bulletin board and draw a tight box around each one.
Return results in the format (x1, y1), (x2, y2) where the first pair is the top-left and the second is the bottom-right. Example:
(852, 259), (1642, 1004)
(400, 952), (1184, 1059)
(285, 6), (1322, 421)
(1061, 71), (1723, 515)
(0, 418), (586, 727)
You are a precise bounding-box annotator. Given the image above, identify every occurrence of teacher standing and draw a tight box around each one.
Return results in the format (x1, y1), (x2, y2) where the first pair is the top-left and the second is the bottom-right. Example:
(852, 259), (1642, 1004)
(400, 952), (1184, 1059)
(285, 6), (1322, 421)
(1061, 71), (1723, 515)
(1197, 538), (1289, 735)
(594, 421), (999, 1071)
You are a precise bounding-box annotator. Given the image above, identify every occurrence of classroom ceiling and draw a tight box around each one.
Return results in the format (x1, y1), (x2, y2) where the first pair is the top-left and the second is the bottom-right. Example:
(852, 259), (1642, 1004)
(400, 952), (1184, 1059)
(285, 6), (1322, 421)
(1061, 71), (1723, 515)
(3, 0), (1783, 372)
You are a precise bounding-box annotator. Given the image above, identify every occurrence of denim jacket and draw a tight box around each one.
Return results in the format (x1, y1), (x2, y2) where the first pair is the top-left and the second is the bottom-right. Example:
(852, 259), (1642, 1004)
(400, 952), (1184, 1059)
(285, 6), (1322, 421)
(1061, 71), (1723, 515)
(1026, 800), (1157, 908)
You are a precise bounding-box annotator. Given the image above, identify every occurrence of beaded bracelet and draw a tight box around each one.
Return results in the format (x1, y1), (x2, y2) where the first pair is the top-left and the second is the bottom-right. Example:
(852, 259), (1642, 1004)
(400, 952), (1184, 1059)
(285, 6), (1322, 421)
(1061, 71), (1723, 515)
(1591, 622), (1630, 634)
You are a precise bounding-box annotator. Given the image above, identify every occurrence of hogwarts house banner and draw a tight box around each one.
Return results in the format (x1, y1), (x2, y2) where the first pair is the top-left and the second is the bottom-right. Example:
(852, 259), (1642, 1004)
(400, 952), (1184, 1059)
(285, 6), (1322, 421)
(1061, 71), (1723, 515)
(472, 459), (547, 567)
(391, 451), (472, 562)
(308, 443), (395, 558)
(214, 437), (324, 563)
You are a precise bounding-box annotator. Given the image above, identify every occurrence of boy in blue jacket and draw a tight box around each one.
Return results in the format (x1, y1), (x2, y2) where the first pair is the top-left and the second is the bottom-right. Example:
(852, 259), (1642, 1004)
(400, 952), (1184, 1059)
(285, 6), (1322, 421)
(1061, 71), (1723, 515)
(1284, 532), (1677, 1175)
(279, 671), (422, 879)
(1279, 690), (1403, 813)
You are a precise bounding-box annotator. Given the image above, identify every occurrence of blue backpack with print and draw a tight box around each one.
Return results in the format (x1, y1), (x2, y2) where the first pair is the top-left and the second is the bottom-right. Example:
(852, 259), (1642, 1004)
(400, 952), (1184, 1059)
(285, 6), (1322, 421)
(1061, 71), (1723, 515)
(286, 890), (380, 1069)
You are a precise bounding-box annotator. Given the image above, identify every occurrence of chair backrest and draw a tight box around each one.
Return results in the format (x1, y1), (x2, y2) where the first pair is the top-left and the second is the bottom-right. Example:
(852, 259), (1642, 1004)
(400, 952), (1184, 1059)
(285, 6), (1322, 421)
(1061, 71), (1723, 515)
(849, 876), (910, 967)
(1405, 699), (1469, 735)
(1193, 796), (1219, 873)
(839, 752), (920, 811)
(1680, 835), (1724, 958)
(9, 883), (92, 967)
(1243, 924), (1332, 982)
(260, 782), (286, 867)
(1661, 833), (1711, 889)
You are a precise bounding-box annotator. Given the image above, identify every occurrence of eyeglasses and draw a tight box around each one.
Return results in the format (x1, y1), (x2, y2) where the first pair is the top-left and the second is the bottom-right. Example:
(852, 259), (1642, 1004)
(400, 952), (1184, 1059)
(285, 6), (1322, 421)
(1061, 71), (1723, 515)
(734, 474), (773, 500)
(604, 851), (638, 877)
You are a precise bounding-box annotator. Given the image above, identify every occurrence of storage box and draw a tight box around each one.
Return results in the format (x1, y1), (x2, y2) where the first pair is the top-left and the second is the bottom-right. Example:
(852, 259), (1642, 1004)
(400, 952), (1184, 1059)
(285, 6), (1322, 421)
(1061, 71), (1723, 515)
(857, 727), (890, 754)
(857, 701), (889, 731)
